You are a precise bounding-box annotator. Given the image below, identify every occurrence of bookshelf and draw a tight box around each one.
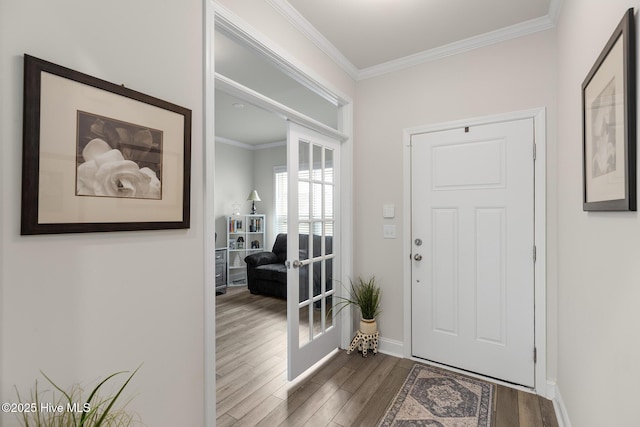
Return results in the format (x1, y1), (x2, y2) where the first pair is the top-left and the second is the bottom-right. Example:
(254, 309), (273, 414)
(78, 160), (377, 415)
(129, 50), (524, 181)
(227, 214), (266, 285)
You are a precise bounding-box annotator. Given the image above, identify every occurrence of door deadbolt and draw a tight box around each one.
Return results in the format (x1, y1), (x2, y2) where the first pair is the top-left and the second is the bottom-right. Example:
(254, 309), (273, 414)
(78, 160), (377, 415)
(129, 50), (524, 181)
(414, 238), (423, 246)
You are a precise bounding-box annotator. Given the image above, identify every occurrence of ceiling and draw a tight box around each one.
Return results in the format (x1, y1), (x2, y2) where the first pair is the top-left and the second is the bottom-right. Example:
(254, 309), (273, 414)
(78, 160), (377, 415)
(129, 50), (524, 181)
(286, 0), (553, 70)
(216, 0), (561, 146)
(272, 0), (560, 78)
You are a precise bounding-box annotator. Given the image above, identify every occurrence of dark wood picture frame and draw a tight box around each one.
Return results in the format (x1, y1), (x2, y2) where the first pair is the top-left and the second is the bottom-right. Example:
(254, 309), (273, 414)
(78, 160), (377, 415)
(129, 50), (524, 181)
(582, 8), (636, 211)
(21, 55), (192, 234)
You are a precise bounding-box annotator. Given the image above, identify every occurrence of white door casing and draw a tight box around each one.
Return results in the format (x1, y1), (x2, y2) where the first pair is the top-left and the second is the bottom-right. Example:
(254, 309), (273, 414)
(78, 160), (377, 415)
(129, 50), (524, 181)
(411, 118), (536, 387)
(287, 122), (341, 380)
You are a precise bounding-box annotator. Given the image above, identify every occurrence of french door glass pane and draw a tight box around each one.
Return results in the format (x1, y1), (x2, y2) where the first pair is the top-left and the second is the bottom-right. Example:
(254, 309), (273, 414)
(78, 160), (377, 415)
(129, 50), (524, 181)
(324, 185), (333, 219)
(312, 183), (323, 219)
(326, 296), (334, 329)
(298, 181), (309, 222)
(312, 144), (323, 181)
(325, 259), (334, 292)
(313, 304), (323, 340)
(299, 262), (310, 301)
(299, 140), (310, 180)
(299, 304), (310, 347)
(324, 149), (334, 183)
(312, 222), (322, 238)
(325, 223), (334, 249)
(299, 223), (311, 304)
(313, 259), (322, 298)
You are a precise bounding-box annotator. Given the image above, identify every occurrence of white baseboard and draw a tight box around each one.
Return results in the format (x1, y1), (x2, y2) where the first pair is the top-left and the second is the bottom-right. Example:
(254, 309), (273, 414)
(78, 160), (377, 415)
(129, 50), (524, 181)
(547, 381), (572, 427)
(377, 337), (404, 358)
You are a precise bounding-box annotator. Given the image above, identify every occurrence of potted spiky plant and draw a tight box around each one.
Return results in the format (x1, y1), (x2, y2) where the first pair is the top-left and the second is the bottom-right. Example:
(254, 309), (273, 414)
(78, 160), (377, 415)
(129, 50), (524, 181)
(14, 366), (141, 427)
(331, 276), (382, 334)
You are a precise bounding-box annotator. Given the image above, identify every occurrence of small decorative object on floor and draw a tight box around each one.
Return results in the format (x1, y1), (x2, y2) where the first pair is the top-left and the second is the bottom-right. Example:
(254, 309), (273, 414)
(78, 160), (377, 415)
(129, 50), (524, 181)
(377, 364), (495, 427)
(347, 322), (379, 357)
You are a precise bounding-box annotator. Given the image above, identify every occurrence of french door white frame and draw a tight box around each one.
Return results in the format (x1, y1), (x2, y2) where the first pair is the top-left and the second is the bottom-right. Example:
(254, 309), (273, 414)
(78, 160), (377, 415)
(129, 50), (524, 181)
(286, 122), (342, 380)
(402, 108), (547, 397)
(204, 2), (354, 425)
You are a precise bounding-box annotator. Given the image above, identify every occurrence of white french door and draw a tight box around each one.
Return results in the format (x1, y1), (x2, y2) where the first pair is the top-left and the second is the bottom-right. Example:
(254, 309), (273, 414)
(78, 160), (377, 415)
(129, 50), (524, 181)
(286, 122), (341, 380)
(411, 118), (535, 387)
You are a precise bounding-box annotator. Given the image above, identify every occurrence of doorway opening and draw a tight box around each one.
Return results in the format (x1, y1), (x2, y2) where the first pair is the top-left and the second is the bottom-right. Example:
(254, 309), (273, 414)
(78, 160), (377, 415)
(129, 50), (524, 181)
(204, 3), (354, 424)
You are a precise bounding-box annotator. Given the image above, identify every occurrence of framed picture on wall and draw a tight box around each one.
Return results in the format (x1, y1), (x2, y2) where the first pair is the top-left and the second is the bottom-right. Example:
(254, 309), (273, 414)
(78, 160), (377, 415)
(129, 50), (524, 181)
(21, 55), (192, 234)
(582, 8), (636, 211)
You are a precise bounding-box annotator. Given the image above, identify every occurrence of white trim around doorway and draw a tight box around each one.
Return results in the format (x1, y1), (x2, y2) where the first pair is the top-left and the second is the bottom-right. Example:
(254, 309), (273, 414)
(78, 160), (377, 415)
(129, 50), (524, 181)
(401, 108), (547, 397)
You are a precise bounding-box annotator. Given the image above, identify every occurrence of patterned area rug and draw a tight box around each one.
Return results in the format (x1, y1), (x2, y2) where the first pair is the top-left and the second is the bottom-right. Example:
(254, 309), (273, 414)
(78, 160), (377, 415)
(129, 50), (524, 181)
(378, 364), (495, 427)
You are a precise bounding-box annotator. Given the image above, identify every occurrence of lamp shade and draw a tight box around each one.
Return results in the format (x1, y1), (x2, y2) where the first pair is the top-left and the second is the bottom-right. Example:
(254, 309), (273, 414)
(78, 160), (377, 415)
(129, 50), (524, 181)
(247, 190), (261, 202)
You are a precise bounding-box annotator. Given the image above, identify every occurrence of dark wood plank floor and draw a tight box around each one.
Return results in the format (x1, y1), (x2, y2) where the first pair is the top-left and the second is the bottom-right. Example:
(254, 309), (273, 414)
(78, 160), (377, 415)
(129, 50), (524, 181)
(216, 287), (558, 427)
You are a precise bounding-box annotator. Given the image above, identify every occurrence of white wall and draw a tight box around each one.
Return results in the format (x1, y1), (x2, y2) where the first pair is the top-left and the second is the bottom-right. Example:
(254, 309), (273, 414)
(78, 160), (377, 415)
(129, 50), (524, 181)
(214, 142), (255, 247)
(355, 30), (558, 378)
(556, 2), (640, 426)
(252, 144), (287, 248)
(214, 142), (285, 250)
(0, 1), (204, 426)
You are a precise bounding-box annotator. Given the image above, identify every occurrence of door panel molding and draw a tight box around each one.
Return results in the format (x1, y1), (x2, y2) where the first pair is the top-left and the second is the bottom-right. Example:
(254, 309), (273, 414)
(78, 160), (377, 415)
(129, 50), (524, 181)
(402, 108), (547, 396)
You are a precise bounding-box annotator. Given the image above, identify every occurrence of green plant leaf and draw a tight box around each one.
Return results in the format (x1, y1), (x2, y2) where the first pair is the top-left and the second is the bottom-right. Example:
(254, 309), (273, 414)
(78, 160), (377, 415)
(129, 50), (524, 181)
(78, 370), (128, 427)
(94, 365), (140, 427)
(328, 276), (382, 320)
(40, 371), (77, 427)
(15, 366), (142, 427)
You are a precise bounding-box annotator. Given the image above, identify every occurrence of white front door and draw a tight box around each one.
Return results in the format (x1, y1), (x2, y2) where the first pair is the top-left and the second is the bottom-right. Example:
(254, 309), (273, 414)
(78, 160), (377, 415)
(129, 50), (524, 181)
(286, 122), (341, 380)
(411, 118), (535, 387)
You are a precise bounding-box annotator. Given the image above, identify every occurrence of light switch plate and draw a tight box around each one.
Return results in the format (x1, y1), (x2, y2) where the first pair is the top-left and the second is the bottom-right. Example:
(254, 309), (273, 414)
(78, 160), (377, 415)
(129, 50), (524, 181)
(383, 224), (396, 239)
(383, 204), (395, 218)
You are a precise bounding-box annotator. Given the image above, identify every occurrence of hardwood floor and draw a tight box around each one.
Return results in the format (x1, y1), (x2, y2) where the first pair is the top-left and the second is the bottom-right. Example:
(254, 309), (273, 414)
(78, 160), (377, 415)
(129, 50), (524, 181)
(216, 287), (558, 427)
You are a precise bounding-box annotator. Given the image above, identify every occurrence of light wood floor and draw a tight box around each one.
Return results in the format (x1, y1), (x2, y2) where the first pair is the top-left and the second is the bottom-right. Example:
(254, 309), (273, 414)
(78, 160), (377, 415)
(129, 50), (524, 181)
(216, 287), (558, 427)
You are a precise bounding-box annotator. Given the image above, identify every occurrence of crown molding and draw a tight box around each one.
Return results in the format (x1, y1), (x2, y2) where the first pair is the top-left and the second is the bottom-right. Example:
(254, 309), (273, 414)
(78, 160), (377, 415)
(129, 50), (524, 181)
(215, 136), (255, 150)
(216, 136), (286, 150)
(548, 0), (564, 25)
(266, 0), (559, 81)
(358, 14), (555, 80)
(266, 0), (360, 80)
(255, 140), (287, 150)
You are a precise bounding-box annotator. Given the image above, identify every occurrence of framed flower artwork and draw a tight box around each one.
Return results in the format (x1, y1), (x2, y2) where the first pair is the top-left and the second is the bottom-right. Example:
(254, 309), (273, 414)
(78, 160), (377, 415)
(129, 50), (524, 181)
(21, 55), (191, 234)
